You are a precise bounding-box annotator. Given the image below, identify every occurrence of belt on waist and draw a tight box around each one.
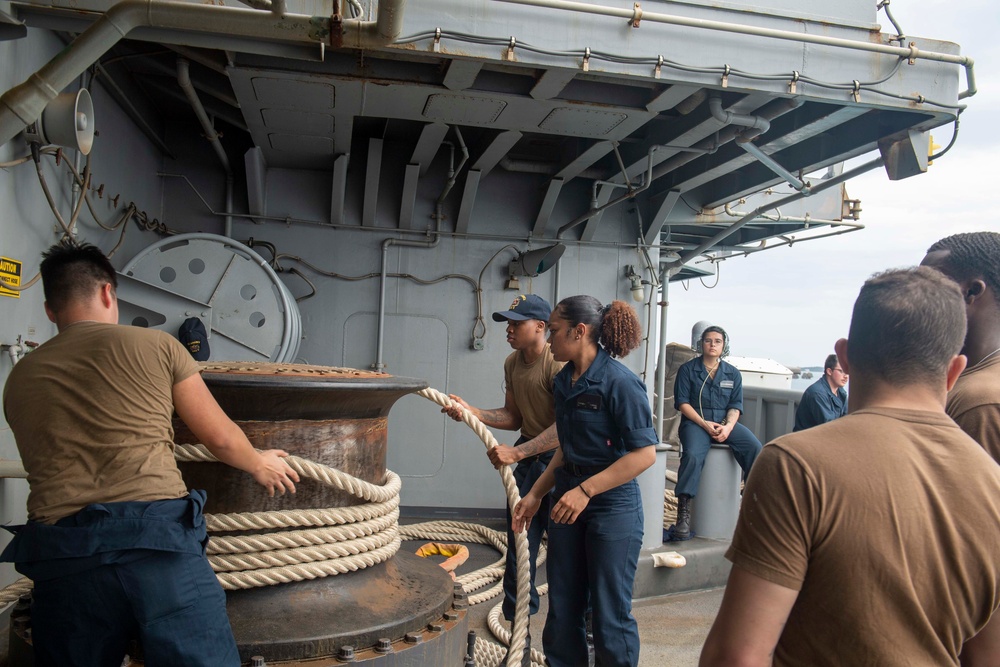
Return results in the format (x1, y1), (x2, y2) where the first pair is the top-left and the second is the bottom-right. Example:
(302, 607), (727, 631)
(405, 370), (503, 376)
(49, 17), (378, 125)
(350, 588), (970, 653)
(562, 461), (611, 477)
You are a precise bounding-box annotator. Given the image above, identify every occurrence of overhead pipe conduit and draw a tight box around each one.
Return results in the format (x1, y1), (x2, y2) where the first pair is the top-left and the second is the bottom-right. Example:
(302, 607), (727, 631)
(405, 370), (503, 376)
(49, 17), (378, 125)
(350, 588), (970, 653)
(176, 58), (234, 236)
(495, 0), (976, 100)
(707, 93), (810, 195)
(0, 0), (407, 148)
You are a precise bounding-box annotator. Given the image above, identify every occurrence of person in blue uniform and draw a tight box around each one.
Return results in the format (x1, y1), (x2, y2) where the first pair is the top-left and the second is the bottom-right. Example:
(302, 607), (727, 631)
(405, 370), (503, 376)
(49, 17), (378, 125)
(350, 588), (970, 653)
(793, 353), (849, 431)
(671, 325), (761, 540)
(513, 296), (657, 667)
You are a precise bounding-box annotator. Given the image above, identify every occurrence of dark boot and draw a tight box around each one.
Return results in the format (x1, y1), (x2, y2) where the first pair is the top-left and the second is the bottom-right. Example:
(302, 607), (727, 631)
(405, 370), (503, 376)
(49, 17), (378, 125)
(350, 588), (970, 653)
(674, 494), (692, 540)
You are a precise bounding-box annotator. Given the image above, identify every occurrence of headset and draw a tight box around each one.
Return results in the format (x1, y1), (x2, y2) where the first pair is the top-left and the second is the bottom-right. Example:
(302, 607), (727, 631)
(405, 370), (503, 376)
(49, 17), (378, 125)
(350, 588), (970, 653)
(694, 324), (731, 422)
(695, 325), (731, 358)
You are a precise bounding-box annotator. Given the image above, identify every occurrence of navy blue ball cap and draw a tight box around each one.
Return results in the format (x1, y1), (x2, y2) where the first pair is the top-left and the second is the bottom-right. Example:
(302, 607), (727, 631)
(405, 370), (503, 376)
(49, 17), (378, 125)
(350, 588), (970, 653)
(492, 294), (552, 322)
(179, 316), (211, 361)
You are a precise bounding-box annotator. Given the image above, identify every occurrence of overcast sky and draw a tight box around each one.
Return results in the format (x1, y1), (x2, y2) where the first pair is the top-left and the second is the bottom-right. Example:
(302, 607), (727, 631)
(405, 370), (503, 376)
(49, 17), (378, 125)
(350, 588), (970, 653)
(663, 0), (999, 368)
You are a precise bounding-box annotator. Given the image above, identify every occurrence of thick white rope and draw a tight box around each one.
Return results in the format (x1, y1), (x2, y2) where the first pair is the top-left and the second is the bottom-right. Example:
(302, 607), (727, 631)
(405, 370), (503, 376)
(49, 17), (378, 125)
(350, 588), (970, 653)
(416, 386), (533, 667)
(170, 443), (403, 591)
(2, 384), (680, 667)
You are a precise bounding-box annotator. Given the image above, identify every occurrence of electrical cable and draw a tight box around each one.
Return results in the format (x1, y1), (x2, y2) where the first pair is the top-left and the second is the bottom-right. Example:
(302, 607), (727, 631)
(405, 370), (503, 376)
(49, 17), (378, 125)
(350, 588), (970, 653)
(929, 115), (961, 162)
(699, 261), (721, 289)
(396, 29), (965, 111)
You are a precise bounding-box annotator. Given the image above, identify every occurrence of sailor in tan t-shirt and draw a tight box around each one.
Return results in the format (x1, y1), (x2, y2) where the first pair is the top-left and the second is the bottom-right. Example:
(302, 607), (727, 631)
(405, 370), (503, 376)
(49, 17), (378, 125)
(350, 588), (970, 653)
(443, 294), (563, 647)
(701, 267), (1000, 667)
(922, 231), (1000, 462)
(1, 239), (299, 666)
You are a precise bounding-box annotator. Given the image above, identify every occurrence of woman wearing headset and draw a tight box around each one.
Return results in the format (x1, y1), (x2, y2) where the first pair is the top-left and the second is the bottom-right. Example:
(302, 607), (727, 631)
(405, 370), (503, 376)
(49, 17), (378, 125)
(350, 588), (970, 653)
(671, 325), (761, 540)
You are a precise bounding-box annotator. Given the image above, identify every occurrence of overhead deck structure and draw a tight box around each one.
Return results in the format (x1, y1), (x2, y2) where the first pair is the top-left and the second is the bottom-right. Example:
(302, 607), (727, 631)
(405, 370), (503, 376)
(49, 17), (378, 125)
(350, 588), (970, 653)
(0, 0), (971, 259)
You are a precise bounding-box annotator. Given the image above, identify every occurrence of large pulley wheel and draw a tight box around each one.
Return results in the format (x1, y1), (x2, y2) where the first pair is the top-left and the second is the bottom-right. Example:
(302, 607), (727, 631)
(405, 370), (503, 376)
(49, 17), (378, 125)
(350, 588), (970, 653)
(119, 233), (301, 363)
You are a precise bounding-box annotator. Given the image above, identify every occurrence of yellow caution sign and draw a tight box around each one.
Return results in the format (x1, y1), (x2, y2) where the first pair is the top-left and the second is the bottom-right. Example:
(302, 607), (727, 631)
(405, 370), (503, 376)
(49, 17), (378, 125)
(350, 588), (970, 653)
(0, 256), (22, 299)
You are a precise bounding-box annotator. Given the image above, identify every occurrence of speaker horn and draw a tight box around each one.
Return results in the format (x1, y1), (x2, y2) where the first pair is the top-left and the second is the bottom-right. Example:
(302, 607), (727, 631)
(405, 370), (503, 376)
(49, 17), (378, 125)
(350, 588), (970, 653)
(24, 89), (95, 154)
(508, 243), (566, 278)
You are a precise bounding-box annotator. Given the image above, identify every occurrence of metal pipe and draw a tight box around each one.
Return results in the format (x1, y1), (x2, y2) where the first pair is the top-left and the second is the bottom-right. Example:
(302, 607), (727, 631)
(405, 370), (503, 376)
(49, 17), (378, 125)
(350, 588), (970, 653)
(707, 92), (770, 141)
(738, 142), (810, 194)
(706, 93), (810, 194)
(177, 58), (233, 235)
(495, 0), (976, 99)
(0, 0), (407, 147)
(721, 202), (864, 229)
(498, 155), (603, 180)
(677, 156), (885, 265)
(654, 267), (669, 441)
(650, 97), (801, 184)
(557, 146), (658, 238)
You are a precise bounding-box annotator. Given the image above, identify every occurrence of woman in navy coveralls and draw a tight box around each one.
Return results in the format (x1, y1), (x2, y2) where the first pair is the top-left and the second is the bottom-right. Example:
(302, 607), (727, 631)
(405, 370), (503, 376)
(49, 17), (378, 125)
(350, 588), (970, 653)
(671, 325), (761, 540)
(513, 296), (658, 667)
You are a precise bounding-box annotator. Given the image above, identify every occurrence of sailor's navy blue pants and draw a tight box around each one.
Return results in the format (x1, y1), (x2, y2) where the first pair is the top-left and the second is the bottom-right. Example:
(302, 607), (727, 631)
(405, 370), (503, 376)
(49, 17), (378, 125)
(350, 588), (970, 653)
(675, 420), (761, 498)
(542, 472), (643, 667)
(1, 493), (239, 667)
(31, 549), (239, 667)
(502, 445), (551, 622)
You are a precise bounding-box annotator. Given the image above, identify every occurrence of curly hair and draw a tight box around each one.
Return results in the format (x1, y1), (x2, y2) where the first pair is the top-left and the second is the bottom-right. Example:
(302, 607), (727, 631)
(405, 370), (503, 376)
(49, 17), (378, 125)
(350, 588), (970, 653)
(927, 231), (1000, 305)
(555, 296), (642, 358)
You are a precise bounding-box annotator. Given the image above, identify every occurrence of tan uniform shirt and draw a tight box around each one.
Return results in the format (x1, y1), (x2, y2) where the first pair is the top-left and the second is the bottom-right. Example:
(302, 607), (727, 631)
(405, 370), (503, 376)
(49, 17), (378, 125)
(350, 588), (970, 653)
(728, 408), (1000, 667)
(503, 343), (564, 439)
(3, 322), (199, 523)
(947, 353), (1000, 463)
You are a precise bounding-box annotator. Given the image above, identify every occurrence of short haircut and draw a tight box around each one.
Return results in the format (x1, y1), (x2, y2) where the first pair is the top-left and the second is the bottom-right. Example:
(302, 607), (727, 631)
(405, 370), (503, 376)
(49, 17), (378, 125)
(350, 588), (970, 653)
(847, 267), (965, 385)
(927, 232), (1000, 305)
(40, 238), (117, 313)
(824, 354), (839, 372)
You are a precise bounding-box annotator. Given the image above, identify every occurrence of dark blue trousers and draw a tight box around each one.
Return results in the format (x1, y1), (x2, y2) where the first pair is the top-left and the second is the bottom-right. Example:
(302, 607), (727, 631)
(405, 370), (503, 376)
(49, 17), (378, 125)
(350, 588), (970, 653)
(503, 448), (551, 621)
(1, 493), (239, 667)
(675, 420), (761, 498)
(30, 549), (239, 667)
(543, 474), (643, 667)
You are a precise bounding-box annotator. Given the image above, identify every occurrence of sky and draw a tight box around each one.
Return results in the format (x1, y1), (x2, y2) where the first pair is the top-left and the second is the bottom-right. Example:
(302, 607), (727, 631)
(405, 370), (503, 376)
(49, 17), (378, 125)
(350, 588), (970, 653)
(663, 0), (1000, 369)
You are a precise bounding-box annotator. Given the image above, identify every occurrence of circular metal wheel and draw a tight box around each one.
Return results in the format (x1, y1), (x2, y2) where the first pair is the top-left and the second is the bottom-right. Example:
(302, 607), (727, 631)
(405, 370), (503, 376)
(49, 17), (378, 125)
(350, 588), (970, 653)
(121, 233), (301, 362)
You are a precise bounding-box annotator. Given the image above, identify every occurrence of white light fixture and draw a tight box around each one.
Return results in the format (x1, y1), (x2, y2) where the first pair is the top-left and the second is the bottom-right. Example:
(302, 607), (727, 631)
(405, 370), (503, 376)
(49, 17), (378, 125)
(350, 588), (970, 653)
(624, 265), (645, 302)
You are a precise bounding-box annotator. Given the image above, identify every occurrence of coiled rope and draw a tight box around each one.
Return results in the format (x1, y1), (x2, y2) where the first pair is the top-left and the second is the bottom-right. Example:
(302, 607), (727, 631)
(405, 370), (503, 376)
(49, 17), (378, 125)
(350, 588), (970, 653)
(0, 386), (537, 667)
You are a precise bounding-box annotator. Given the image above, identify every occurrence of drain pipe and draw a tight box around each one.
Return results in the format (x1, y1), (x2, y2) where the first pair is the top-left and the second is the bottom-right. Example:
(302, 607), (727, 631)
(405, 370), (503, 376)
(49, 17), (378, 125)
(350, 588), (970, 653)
(707, 93), (810, 195)
(676, 156), (885, 265)
(374, 127), (468, 372)
(177, 58), (233, 236)
(653, 266), (671, 440)
(0, 0), (407, 148)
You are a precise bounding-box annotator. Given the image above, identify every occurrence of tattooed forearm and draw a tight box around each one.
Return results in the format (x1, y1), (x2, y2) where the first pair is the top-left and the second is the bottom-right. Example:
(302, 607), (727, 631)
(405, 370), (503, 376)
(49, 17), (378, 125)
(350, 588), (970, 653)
(518, 424), (559, 456)
(476, 408), (517, 429)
